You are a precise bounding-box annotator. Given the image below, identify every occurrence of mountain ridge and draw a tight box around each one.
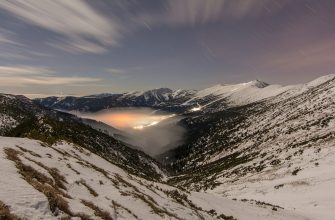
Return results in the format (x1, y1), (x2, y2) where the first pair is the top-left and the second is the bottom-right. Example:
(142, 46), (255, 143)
(1, 74), (335, 219)
(34, 74), (335, 113)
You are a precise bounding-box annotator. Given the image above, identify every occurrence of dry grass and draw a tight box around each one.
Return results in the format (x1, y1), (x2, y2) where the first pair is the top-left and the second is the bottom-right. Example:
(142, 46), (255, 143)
(119, 189), (183, 220)
(81, 200), (113, 220)
(76, 160), (90, 167)
(24, 156), (68, 190)
(131, 192), (173, 218)
(48, 167), (68, 190)
(42, 186), (71, 214)
(111, 200), (138, 219)
(66, 163), (80, 175)
(74, 157), (122, 189)
(49, 146), (71, 157)
(5, 148), (72, 215)
(5, 148), (53, 186)
(109, 173), (183, 219)
(76, 179), (98, 197)
(16, 145), (41, 157)
(5, 147), (98, 219)
(0, 201), (22, 220)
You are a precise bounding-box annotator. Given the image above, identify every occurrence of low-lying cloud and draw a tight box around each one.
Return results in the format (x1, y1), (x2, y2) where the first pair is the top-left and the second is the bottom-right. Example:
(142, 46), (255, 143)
(73, 108), (186, 157)
(126, 116), (186, 157)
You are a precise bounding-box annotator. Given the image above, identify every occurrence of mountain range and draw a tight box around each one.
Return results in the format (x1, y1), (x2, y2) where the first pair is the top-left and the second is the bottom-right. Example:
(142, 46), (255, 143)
(1, 74), (335, 219)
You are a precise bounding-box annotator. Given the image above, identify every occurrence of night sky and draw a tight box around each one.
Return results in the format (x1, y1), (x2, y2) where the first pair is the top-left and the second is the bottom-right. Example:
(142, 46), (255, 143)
(0, 0), (334, 97)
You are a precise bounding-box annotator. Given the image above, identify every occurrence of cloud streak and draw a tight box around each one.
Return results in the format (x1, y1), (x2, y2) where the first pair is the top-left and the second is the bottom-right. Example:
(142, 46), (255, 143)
(0, 0), (287, 55)
(0, 65), (52, 75)
(0, 0), (122, 54)
(0, 65), (100, 86)
(140, 0), (286, 26)
(0, 28), (22, 46)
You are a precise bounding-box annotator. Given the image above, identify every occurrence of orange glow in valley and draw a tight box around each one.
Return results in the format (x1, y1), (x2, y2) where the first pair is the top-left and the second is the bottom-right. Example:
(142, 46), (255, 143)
(97, 112), (153, 129)
(78, 109), (176, 131)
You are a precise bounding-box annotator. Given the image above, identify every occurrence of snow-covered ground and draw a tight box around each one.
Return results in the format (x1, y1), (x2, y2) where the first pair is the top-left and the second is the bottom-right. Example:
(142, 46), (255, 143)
(2, 75), (335, 219)
(161, 74), (335, 220)
(183, 74), (335, 108)
(211, 143), (335, 220)
(0, 137), (310, 220)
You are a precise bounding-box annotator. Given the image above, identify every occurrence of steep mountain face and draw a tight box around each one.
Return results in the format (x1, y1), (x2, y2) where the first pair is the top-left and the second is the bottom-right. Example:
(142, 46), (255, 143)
(167, 75), (335, 219)
(0, 94), (163, 180)
(34, 88), (195, 112)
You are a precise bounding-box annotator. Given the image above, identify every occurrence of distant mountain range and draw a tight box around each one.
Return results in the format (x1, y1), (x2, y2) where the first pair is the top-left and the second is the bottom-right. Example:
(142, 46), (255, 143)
(34, 75), (335, 113)
(34, 88), (195, 112)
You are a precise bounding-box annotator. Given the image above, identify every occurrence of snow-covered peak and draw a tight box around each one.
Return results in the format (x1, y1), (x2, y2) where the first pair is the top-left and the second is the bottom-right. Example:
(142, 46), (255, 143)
(123, 90), (144, 97)
(184, 75), (335, 108)
(194, 79), (269, 98)
(186, 80), (270, 104)
(120, 88), (193, 103)
(242, 79), (269, 88)
(171, 89), (196, 99)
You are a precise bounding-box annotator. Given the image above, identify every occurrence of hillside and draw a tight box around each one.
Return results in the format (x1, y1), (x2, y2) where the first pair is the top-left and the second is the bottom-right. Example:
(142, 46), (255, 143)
(0, 137), (309, 220)
(1, 75), (335, 219)
(0, 94), (162, 180)
(168, 75), (335, 219)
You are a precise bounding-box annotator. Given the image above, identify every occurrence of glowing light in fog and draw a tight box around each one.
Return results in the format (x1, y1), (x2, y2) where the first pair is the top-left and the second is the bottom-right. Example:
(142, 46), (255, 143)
(133, 125), (144, 130)
(190, 103), (202, 112)
(71, 108), (176, 131)
(191, 106), (201, 112)
(132, 115), (174, 130)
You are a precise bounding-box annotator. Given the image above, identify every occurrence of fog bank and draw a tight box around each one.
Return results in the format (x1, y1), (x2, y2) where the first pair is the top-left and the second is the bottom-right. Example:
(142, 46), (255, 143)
(72, 108), (186, 157)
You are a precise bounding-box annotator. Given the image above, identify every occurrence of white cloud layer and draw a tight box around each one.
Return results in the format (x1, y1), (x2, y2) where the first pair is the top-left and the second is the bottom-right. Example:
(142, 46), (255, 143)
(0, 0), (122, 54)
(0, 65), (52, 75)
(0, 65), (100, 86)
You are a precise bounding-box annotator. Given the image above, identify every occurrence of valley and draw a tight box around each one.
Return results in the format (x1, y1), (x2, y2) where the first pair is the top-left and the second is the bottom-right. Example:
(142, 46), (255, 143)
(1, 2), (334, 219)
(1, 74), (334, 219)
(68, 108), (186, 157)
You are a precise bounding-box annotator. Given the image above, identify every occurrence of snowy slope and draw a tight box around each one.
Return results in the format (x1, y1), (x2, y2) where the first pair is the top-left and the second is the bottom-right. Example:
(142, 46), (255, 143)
(2, 75), (335, 220)
(212, 143), (335, 220)
(0, 93), (164, 180)
(183, 74), (335, 108)
(0, 137), (309, 220)
(169, 74), (335, 220)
